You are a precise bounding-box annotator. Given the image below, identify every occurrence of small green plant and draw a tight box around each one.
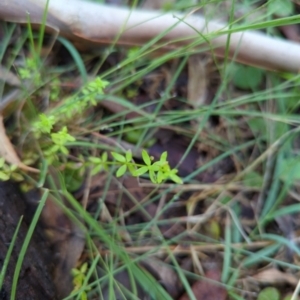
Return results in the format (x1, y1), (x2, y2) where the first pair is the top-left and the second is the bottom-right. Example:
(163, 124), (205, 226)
(88, 149), (182, 184)
(18, 57), (42, 86)
(0, 158), (23, 181)
(49, 78), (61, 101)
(31, 76), (182, 184)
(71, 262), (90, 300)
(56, 77), (109, 119)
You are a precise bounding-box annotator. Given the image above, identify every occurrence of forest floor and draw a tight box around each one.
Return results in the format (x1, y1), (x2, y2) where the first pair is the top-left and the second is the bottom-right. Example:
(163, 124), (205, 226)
(1, 1), (300, 299)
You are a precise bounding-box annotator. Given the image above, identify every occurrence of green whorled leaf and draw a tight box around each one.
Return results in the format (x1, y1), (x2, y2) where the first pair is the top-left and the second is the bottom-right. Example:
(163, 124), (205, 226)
(80, 262), (88, 274)
(101, 152), (108, 162)
(111, 152), (126, 163)
(157, 171), (166, 183)
(149, 170), (157, 183)
(116, 164), (127, 177)
(142, 149), (151, 166)
(160, 151), (168, 162)
(125, 150), (132, 162)
(71, 268), (81, 276)
(91, 165), (103, 176)
(60, 145), (69, 155)
(0, 172), (9, 181)
(11, 173), (24, 182)
(127, 164), (136, 175)
(169, 172), (183, 184)
(88, 156), (102, 164)
(257, 287), (280, 300)
(134, 166), (149, 176)
(150, 162), (161, 171)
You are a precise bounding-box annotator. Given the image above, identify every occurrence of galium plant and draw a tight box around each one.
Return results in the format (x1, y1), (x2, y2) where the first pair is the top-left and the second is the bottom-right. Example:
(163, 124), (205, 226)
(71, 262), (90, 300)
(0, 158), (23, 181)
(30, 76), (182, 184)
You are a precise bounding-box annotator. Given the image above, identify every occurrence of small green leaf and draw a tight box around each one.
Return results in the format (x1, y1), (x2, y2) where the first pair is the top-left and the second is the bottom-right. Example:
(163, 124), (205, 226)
(11, 173), (24, 181)
(116, 164), (127, 177)
(101, 152), (108, 162)
(125, 150), (132, 162)
(0, 172), (9, 181)
(111, 152), (126, 163)
(150, 162), (160, 171)
(169, 172), (183, 184)
(142, 149), (151, 166)
(80, 262), (88, 274)
(257, 287), (280, 300)
(127, 164), (136, 175)
(71, 268), (81, 276)
(149, 170), (157, 183)
(160, 151), (168, 162)
(134, 166), (148, 176)
(91, 165), (103, 175)
(60, 145), (69, 155)
(157, 171), (165, 183)
(89, 157), (102, 164)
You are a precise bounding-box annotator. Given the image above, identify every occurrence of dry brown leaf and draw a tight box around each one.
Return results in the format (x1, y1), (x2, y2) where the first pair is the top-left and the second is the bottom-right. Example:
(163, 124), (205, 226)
(179, 268), (227, 300)
(251, 268), (298, 286)
(0, 115), (39, 173)
(142, 257), (182, 298)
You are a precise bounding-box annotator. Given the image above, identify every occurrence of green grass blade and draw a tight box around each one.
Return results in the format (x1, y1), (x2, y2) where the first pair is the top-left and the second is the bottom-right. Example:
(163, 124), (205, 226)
(0, 216), (23, 290)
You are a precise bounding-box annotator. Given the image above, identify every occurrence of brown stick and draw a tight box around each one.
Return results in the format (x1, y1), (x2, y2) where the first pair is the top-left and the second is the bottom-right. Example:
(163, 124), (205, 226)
(1, 0), (300, 72)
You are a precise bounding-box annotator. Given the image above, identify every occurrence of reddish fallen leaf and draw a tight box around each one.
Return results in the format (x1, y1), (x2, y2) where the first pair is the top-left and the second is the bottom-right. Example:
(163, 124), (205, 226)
(179, 268), (227, 300)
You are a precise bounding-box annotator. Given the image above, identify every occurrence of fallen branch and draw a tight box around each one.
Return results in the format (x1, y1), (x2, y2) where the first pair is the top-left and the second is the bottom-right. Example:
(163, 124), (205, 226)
(0, 0), (300, 72)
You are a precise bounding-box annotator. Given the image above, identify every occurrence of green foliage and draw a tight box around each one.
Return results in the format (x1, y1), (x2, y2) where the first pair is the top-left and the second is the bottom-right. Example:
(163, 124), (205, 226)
(268, 0), (294, 17)
(18, 57), (41, 86)
(34, 113), (56, 134)
(88, 152), (108, 175)
(232, 65), (264, 90)
(44, 126), (76, 158)
(88, 149), (182, 184)
(52, 77), (109, 119)
(124, 126), (156, 148)
(257, 287), (280, 300)
(0, 158), (23, 181)
(49, 78), (61, 101)
(30, 76), (182, 185)
(111, 149), (183, 184)
(71, 262), (90, 300)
